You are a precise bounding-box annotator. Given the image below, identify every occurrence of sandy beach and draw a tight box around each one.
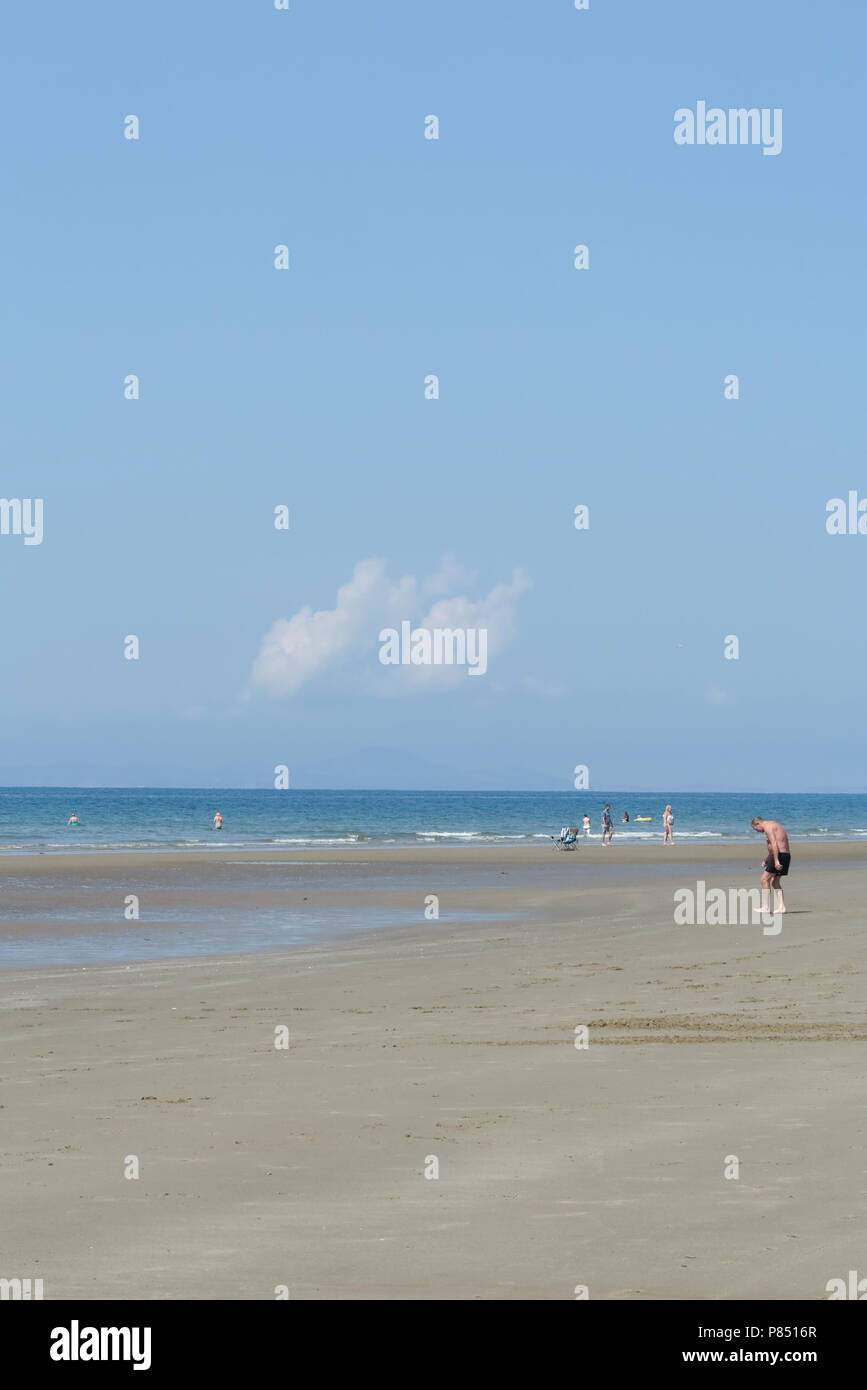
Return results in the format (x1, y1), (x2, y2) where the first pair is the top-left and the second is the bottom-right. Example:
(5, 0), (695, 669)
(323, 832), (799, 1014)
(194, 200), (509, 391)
(2, 843), (865, 1300)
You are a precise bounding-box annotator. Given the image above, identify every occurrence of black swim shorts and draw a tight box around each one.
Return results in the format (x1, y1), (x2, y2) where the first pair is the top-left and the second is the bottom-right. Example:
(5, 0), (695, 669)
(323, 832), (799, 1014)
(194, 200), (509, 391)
(763, 852), (791, 877)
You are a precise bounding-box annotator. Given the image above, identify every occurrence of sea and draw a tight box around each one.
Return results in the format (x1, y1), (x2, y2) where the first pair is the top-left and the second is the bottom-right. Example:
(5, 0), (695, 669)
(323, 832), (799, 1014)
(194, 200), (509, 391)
(0, 788), (866, 855)
(1, 788), (863, 966)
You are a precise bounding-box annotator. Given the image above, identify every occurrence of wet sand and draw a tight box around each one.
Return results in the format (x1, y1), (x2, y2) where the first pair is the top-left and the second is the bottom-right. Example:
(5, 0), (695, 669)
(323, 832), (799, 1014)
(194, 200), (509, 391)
(1, 844), (865, 1299)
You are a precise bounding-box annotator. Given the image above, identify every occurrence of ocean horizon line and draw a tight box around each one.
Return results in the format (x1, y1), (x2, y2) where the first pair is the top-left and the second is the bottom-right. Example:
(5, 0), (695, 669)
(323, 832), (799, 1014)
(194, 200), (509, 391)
(1, 786), (866, 796)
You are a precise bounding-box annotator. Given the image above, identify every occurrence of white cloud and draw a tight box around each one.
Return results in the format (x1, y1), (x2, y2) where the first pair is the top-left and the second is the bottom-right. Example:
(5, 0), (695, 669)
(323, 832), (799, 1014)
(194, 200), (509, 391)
(247, 558), (530, 697)
(422, 553), (477, 597)
(249, 557), (386, 696)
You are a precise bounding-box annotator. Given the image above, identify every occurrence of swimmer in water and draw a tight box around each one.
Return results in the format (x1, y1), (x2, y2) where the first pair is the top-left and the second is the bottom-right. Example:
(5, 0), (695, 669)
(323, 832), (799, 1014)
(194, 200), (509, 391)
(67, 813), (80, 826)
(213, 812), (223, 830)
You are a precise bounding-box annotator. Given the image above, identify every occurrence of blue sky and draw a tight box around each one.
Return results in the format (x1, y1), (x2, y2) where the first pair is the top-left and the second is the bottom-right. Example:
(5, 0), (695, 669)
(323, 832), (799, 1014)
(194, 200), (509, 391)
(1, 1), (864, 790)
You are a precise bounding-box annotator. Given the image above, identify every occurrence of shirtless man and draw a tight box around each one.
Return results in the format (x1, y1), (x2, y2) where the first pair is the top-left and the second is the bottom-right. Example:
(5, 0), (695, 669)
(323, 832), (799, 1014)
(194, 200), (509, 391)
(751, 816), (790, 914)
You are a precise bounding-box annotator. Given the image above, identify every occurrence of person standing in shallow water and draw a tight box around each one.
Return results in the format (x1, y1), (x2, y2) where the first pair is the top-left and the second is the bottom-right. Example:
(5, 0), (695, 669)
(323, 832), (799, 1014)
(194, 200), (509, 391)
(601, 804), (613, 845)
(752, 816), (790, 915)
(213, 812), (223, 831)
(663, 805), (674, 845)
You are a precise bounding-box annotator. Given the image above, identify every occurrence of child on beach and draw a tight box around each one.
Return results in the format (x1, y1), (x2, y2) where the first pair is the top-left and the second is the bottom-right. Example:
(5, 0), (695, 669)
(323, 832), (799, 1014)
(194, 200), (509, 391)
(582, 814), (591, 837)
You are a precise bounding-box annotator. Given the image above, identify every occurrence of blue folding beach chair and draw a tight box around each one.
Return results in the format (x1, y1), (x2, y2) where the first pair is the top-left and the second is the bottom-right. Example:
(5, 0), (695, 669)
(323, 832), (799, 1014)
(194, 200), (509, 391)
(551, 826), (580, 850)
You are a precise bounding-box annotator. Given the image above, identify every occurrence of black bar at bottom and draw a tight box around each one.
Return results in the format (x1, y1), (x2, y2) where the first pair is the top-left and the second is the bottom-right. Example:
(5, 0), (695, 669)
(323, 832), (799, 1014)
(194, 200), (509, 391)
(7, 1298), (863, 1374)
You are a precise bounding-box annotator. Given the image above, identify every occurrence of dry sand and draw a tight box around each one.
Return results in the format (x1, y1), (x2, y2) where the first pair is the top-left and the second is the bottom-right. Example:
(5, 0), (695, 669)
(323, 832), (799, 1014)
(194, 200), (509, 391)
(1, 843), (865, 1300)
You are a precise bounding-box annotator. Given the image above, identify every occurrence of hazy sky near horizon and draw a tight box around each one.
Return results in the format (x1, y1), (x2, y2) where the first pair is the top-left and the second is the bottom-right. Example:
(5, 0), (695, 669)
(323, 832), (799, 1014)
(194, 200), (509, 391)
(1, 1), (864, 790)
